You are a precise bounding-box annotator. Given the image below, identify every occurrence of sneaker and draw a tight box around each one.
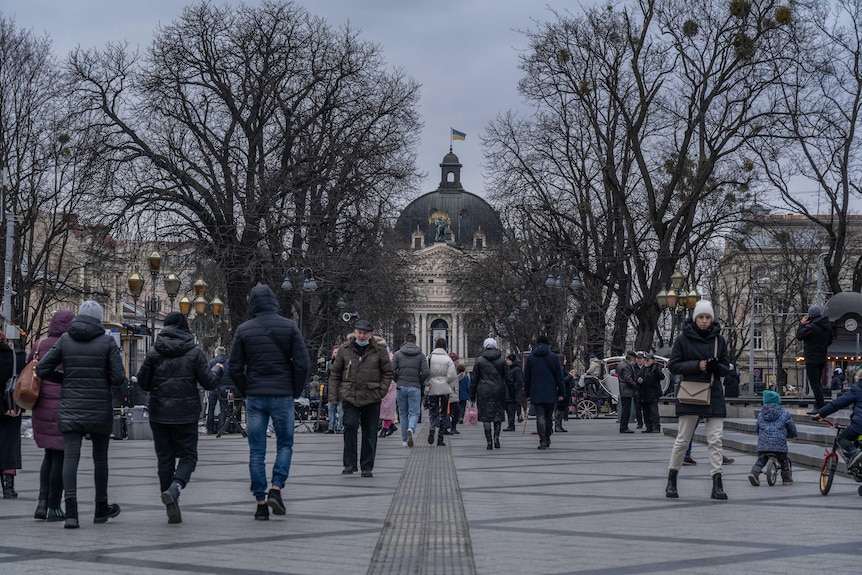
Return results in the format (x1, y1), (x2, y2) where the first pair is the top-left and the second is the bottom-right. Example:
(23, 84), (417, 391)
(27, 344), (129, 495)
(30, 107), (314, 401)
(407, 429), (414, 447)
(324, 429), (335, 434)
(266, 488), (285, 515)
(722, 455), (735, 465)
(748, 473), (760, 487)
(361, 470), (373, 478)
(402, 441), (409, 447)
(847, 450), (862, 471)
(254, 503), (269, 521)
(683, 456), (697, 466)
(342, 467), (357, 475)
(428, 428), (436, 445)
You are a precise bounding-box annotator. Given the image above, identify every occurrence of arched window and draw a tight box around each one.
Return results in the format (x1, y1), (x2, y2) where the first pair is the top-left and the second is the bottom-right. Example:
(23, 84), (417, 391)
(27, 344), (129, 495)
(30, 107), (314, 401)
(430, 318), (448, 348)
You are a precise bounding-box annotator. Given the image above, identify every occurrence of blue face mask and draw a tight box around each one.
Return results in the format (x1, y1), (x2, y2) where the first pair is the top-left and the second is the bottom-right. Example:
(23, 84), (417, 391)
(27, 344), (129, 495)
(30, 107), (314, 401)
(355, 338), (370, 347)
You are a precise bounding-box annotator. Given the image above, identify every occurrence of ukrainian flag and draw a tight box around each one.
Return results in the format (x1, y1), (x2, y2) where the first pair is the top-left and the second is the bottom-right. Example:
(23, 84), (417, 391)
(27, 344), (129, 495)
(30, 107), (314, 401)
(451, 128), (466, 141)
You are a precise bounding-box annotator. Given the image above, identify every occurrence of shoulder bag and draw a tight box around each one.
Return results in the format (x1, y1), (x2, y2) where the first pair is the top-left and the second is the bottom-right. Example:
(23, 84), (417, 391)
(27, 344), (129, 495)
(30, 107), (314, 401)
(254, 318), (301, 395)
(14, 340), (43, 410)
(677, 339), (718, 406)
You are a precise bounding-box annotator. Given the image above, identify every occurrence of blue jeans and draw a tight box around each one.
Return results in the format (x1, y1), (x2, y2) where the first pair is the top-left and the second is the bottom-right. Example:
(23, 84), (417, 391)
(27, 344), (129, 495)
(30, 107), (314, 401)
(396, 386), (422, 442)
(246, 395), (295, 501)
(328, 401), (343, 431)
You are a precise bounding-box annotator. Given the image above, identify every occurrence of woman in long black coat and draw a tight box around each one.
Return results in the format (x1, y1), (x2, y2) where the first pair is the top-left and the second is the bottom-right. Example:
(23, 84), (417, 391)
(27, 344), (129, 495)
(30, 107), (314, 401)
(665, 300), (730, 501)
(0, 333), (25, 500)
(469, 338), (514, 450)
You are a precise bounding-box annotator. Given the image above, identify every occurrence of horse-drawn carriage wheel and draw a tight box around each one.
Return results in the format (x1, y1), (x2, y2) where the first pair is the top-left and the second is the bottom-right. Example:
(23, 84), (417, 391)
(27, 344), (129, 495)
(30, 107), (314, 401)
(577, 399), (598, 420)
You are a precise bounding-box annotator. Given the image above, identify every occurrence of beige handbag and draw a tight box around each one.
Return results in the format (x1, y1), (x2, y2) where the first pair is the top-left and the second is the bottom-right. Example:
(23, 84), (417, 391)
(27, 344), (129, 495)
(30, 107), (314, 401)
(677, 339), (718, 406)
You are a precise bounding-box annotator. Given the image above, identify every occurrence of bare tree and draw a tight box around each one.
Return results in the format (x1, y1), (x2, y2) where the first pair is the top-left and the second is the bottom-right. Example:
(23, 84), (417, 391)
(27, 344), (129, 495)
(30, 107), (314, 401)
(66, 1), (421, 333)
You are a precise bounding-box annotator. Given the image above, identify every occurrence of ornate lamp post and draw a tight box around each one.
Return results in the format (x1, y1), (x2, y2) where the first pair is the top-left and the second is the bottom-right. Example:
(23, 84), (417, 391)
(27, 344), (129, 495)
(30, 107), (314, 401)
(179, 278), (224, 347)
(656, 269), (701, 343)
(546, 265), (582, 354)
(281, 267), (318, 339)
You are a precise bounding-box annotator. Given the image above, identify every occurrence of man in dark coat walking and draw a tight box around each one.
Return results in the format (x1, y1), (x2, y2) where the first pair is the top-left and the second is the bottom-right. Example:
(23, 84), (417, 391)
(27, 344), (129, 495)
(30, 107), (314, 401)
(523, 336), (565, 449)
(230, 285), (310, 520)
(504, 354), (524, 431)
(136, 312), (223, 523)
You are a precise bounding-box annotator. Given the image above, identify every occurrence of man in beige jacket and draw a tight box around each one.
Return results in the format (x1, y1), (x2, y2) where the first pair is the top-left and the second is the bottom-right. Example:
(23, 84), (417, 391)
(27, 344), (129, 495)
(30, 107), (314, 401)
(328, 320), (393, 477)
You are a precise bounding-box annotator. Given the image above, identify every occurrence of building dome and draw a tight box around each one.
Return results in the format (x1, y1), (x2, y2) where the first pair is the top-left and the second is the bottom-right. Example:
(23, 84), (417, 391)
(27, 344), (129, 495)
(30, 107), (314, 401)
(394, 152), (504, 249)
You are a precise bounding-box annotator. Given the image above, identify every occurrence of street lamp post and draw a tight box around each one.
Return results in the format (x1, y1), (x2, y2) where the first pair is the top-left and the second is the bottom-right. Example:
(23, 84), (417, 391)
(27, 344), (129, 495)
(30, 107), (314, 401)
(126, 252), (182, 347)
(178, 278), (224, 348)
(545, 265), (582, 356)
(281, 267), (318, 340)
(656, 269), (701, 344)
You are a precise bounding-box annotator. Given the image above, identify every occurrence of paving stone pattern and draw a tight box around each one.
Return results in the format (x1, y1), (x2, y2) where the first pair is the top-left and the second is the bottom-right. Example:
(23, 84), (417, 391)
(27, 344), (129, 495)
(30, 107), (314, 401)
(0, 417), (860, 574)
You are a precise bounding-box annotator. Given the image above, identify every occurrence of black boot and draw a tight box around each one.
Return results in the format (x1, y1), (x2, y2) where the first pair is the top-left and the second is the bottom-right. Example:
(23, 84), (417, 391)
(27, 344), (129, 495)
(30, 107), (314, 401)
(34, 499), (48, 520)
(64, 497), (79, 529)
(94, 499), (121, 524)
(46, 506), (66, 522)
(2, 474), (17, 499)
(494, 430), (501, 449)
(484, 429), (493, 450)
(161, 481), (182, 524)
(665, 469), (679, 498)
(437, 428), (446, 446)
(711, 473), (728, 500)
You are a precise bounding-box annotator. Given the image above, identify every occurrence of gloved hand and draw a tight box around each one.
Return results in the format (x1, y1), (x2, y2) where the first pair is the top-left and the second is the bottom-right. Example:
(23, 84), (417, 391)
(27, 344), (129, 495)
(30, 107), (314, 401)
(705, 358), (718, 373)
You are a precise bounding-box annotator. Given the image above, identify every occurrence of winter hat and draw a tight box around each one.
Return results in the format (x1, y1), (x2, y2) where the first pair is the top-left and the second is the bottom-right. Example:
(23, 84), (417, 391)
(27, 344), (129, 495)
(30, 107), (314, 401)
(808, 305), (822, 318)
(835, 367), (843, 375)
(164, 311), (190, 332)
(354, 319), (374, 332)
(692, 300), (715, 321)
(79, 300), (104, 323)
(536, 335), (549, 345)
(762, 390), (781, 405)
(483, 337), (498, 350)
(214, 346), (226, 356)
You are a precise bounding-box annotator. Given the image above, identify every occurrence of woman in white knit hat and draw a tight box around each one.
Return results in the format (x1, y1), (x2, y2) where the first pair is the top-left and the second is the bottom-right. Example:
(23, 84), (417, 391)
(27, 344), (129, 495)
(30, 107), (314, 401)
(665, 300), (731, 501)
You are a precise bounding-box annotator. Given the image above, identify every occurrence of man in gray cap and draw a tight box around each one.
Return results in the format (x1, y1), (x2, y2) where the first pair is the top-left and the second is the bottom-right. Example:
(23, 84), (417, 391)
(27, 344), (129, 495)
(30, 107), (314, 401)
(617, 350), (638, 433)
(328, 319), (393, 477)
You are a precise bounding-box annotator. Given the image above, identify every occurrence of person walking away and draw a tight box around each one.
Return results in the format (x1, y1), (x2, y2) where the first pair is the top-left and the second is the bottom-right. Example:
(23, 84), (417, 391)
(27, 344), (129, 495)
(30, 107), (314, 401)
(638, 353), (664, 433)
(504, 354), (524, 431)
(556, 359), (574, 432)
(796, 305), (833, 411)
(831, 368), (845, 396)
(748, 390), (797, 486)
(723, 364), (740, 398)
(425, 339), (457, 446)
(229, 285), (310, 520)
(469, 338), (514, 450)
(524, 336), (565, 449)
(135, 312), (223, 523)
(446, 352), (461, 434)
(205, 346), (227, 433)
(391, 333), (428, 447)
(36, 300), (126, 528)
(812, 368), (862, 471)
(457, 364), (470, 425)
(328, 320), (393, 476)
(0, 332), (25, 501)
(617, 350), (638, 433)
(665, 300), (731, 500)
(29, 310), (74, 520)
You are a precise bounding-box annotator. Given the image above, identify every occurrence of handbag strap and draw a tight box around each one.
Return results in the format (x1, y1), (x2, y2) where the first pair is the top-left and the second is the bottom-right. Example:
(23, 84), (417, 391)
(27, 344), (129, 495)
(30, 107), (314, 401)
(253, 317), (294, 369)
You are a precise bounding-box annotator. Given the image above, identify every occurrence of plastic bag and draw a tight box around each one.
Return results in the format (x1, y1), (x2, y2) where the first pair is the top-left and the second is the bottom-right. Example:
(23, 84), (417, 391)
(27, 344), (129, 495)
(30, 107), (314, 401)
(465, 403), (478, 425)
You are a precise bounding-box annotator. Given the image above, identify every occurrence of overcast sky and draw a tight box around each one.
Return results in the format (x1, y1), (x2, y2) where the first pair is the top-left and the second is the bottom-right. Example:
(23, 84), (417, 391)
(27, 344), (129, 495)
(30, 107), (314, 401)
(7, 0), (593, 199)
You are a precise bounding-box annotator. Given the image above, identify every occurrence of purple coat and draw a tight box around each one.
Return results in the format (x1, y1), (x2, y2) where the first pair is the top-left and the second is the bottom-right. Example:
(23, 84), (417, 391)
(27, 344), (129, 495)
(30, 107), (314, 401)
(30, 310), (74, 451)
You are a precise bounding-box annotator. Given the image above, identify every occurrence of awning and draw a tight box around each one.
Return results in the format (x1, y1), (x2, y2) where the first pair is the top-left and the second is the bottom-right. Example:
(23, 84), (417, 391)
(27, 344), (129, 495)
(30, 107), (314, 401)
(827, 338), (862, 361)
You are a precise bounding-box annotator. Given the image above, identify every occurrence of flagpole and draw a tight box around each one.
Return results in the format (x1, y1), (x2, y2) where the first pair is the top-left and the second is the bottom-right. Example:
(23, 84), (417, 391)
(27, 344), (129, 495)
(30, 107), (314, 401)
(449, 127), (453, 153)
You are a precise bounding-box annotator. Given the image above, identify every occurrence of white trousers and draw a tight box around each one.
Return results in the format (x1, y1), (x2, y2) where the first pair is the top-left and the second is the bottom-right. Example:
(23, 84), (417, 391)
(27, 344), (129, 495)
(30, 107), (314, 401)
(669, 415), (724, 475)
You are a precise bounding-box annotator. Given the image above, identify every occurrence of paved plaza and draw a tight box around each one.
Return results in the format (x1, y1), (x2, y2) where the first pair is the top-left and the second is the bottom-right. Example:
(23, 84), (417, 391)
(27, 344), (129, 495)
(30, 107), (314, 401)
(0, 416), (859, 574)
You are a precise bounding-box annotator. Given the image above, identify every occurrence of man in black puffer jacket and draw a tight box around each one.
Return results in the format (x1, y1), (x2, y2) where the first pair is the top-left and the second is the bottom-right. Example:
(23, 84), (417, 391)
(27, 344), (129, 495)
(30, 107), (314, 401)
(36, 300), (126, 529)
(229, 285), (310, 520)
(136, 312), (223, 524)
(796, 304), (833, 410)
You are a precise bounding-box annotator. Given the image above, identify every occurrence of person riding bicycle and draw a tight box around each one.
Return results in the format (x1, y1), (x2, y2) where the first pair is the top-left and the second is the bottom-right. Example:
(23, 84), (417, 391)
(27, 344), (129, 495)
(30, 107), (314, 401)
(749, 390), (797, 486)
(812, 369), (862, 471)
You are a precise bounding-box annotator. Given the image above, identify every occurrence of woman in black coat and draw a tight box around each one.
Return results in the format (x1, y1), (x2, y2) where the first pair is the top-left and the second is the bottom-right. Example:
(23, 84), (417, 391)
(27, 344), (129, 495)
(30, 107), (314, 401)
(469, 338), (514, 450)
(0, 333), (25, 500)
(665, 301), (730, 501)
(136, 312), (222, 524)
(36, 301), (126, 528)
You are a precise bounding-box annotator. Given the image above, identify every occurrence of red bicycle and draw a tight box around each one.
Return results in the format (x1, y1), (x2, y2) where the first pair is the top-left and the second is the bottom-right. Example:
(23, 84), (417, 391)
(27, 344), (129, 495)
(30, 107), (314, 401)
(814, 418), (862, 496)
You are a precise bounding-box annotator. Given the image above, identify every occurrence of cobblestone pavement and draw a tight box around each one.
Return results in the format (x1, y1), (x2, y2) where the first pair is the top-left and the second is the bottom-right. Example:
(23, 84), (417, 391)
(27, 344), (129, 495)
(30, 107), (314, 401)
(0, 418), (859, 574)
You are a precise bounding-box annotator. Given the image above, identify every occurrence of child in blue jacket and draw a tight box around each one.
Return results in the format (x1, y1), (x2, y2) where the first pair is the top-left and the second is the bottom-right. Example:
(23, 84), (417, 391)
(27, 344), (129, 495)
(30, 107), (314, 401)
(749, 390), (797, 486)
(813, 370), (862, 471)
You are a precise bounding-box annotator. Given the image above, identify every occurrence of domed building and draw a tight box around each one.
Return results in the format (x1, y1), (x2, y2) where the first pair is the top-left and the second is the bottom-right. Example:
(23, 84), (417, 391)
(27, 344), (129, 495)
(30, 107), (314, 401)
(391, 150), (505, 361)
